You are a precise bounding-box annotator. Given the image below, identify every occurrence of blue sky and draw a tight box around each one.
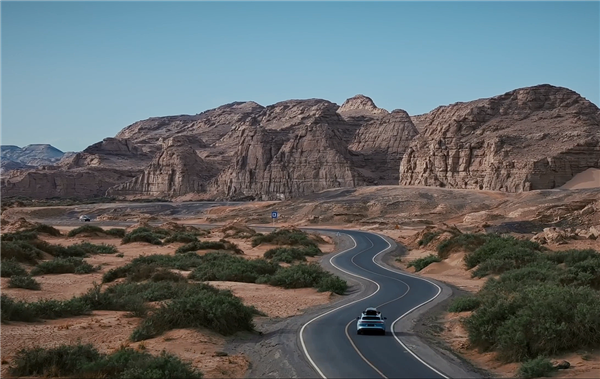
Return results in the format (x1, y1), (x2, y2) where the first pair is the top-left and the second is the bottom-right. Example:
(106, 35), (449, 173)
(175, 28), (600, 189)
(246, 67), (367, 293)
(2, 1), (599, 152)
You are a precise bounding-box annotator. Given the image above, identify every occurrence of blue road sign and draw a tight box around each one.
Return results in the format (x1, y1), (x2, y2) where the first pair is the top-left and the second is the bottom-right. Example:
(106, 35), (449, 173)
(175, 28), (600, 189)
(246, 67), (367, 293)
(271, 211), (278, 219)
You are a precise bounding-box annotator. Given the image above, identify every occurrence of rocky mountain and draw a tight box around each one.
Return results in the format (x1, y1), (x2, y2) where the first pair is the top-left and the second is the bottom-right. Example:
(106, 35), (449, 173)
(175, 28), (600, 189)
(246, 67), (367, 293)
(108, 135), (219, 198)
(0, 144), (65, 167)
(2, 85), (599, 200)
(400, 85), (600, 191)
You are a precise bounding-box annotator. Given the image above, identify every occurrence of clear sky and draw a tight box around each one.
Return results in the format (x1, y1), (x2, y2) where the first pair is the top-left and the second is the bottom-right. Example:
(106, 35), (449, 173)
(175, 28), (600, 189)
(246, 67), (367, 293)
(2, 1), (599, 152)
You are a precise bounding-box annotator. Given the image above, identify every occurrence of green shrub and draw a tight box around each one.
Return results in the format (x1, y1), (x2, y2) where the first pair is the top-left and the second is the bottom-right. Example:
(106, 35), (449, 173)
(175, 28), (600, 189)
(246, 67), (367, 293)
(407, 254), (441, 272)
(464, 283), (600, 362)
(1, 294), (91, 322)
(84, 347), (203, 379)
(418, 231), (441, 247)
(103, 253), (205, 283)
(1, 230), (39, 241)
(28, 224), (62, 236)
(104, 228), (126, 238)
(559, 257), (600, 289)
(1, 259), (28, 277)
(49, 242), (119, 258)
(8, 275), (41, 290)
(545, 249), (600, 265)
(518, 356), (555, 379)
(150, 269), (187, 283)
(175, 239), (243, 254)
(437, 233), (492, 259)
(263, 246), (321, 263)
(464, 235), (543, 270)
(9, 343), (101, 377)
(67, 225), (106, 237)
(251, 228), (318, 248)
(9, 343), (202, 379)
(1, 241), (45, 264)
(31, 257), (97, 276)
(122, 231), (163, 245)
(448, 296), (481, 312)
(131, 289), (256, 341)
(163, 233), (199, 244)
(262, 262), (347, 294)
(188, 253), (279, 283)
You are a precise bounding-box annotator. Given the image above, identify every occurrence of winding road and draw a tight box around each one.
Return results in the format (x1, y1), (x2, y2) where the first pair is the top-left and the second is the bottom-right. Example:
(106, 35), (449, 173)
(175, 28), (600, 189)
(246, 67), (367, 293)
(300, 229), (450, 379)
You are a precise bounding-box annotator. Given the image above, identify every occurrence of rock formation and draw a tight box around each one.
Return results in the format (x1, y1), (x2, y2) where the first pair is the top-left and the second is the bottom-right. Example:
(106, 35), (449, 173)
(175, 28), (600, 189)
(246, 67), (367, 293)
(3, 84), (599, 200)
(108, 135), (219, 198)
(215, 121), (364, 200)
(400, 85), (600, 191)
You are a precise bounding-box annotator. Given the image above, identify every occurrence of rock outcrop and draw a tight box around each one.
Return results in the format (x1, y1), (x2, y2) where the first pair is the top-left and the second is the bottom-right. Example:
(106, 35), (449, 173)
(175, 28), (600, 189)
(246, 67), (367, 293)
(108, 135), (219, 198)
(338, 94), (388, 117)
(215, 121), (365, 200)
(348, 109), (418, 184)
(400, 85), (600, 192)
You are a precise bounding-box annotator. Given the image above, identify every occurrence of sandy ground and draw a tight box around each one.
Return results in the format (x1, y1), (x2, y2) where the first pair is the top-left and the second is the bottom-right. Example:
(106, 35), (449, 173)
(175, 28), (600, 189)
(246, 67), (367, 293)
(561, 168), (600, 189)
(0, 223), (337, 378)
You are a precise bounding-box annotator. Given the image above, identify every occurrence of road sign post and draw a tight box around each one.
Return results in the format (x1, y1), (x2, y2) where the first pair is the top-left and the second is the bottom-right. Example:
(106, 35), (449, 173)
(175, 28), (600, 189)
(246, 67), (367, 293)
(271, 211), (278, 227)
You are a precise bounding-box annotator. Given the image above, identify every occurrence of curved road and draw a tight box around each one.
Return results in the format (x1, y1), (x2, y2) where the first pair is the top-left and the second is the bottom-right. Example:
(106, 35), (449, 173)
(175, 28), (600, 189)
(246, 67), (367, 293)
(300, 230), (448, 379)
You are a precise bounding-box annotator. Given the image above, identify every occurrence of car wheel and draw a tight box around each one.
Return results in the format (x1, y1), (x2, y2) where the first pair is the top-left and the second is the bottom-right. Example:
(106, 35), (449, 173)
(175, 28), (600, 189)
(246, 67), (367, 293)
(357, 330), (361, 335)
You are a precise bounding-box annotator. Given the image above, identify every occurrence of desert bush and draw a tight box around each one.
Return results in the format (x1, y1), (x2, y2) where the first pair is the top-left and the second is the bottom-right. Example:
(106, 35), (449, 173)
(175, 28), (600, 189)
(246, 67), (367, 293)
(464, 283), (600, 362)
(448, 296), (481, 312)
(150, 269), (187, 283)
(189, 253), (279, 283)
(31, 257), (97, 276)
(464, 235), (542, 270)
(263, 246), (321, 263)
(163, 232), (199, 244)
(558, 257), (600, 289)
(418, 231), (441, 247)
(251, 228), (318, 248)
(131, 289), (256, 341)
(102, 253), (204, 283)
(407, 254), (441, 272)
(104, 228), (126, 238)
(544, 248), (600, 265)
(437, 233), (492, 259)
(122, 230), (163, 245)
(221, 224), (257, 239)
(261, 262), (347, 294)
(8, 275), (41, 290)
(175, 239), (243, 254)
(49, 242), (119, 258)
(1, 241), (45, 264)
(1, 230), (39, 241)
(9, 343), (202, 379)
(1, 294), (91, 322)
(9, 343), (101, 377)
(28, 224), (62, 236)
(518, 356), (555, 379)
(67, 225), (106, 237)
(1, 259), (28, 277)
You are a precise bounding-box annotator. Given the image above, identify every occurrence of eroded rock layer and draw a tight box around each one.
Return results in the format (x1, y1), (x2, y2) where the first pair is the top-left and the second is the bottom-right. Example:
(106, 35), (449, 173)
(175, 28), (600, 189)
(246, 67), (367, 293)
(399, 85), (600, 191)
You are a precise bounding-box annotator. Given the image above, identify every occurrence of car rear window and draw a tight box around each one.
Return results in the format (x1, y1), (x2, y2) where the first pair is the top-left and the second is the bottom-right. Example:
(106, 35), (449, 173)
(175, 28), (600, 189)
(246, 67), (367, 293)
(361, 316), (381, 321)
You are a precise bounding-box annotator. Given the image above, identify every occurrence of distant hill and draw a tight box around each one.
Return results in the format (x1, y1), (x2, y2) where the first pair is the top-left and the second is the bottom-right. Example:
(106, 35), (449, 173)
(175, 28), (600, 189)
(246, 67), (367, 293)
(1, 144), (66, 174)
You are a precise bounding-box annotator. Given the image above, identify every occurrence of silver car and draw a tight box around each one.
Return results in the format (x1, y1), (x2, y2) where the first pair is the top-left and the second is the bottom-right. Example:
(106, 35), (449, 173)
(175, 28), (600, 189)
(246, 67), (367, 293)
(356, 307), (387, 335)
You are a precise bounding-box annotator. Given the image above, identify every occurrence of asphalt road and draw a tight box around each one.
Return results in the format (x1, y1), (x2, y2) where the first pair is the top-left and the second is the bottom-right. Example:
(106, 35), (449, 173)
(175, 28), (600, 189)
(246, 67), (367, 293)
(300, 230), (448, 379)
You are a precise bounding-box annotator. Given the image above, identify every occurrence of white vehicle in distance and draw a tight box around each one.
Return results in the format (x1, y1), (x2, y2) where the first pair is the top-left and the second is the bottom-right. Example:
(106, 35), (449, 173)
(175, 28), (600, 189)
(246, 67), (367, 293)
(79, 215), (91, 222)
(356, 307), (387, 335)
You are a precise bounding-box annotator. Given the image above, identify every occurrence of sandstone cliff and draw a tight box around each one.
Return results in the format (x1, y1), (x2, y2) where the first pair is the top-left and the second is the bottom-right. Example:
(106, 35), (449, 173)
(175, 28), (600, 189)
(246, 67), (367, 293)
(214, 122), (364, 200)
(400, 85), (600, 191)
(108, 135), (219, 198)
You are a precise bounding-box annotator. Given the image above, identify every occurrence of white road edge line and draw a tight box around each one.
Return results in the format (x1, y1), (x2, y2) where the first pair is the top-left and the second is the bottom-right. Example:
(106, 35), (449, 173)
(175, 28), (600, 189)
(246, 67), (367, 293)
(300, 235), (386, 379)
(371, 233), (451, 379)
